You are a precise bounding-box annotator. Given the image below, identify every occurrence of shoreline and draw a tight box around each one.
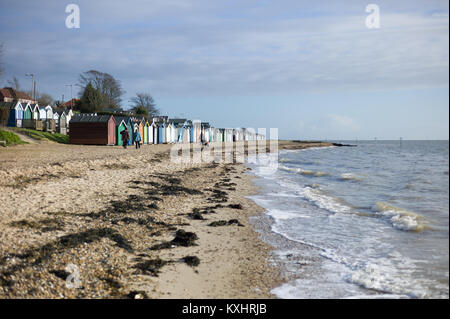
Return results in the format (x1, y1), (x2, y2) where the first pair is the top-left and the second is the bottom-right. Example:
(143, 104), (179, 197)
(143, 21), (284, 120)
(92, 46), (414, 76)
(0, 140), (331, 298)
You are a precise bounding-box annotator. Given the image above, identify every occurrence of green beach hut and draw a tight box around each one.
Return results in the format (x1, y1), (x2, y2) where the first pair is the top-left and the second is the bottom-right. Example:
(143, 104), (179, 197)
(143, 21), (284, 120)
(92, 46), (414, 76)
(116, 119), (127, 146)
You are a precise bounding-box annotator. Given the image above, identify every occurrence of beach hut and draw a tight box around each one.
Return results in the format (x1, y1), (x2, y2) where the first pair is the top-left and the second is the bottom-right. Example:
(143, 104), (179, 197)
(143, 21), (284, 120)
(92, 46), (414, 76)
(38, 105), (55, 132)
(65, 109), (73, 130)
(158, 122), (165, 144)
(150, 120), (158, 144)
(190, 120), (201, 143)
(130, 118), (144, 145)
(39, 105), (47, 120)
(53, 111), (60, 128)
(167, 119), (186, 143)
(57, 111), (67, 134)
(143, 121), (149, 144)
(165, 122), (172, 144)
(200, 122), (210, 143)
(22, 102), (32, 120)
(138, 119), (144, 144)
(7, 101), (24, 127)
(70, 114), (116, 145)
(22, 103), (43, 130)
(115, 119), (127, 146)
(114, 116), (133, 145)
(147, 120), (153, 144)
(31, 104), (40, 120)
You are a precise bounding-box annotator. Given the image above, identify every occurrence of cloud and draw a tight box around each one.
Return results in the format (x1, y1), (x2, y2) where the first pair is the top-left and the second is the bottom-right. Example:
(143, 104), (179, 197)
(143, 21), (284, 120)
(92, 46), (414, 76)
(0, 0), (448, 102)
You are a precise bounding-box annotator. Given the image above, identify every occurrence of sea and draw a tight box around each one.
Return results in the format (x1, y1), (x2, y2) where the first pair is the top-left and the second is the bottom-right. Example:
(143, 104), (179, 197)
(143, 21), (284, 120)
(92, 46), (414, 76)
(247, 140), (449, 299)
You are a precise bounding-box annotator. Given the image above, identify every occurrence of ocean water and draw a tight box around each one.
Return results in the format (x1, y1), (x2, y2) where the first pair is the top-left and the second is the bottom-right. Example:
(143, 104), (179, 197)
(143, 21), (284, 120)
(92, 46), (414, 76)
(248, 140), (449, 299)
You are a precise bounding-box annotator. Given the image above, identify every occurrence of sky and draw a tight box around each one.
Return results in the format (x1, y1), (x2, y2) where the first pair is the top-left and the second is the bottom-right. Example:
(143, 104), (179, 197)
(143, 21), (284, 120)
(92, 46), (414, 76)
(0, 0), (448, 140)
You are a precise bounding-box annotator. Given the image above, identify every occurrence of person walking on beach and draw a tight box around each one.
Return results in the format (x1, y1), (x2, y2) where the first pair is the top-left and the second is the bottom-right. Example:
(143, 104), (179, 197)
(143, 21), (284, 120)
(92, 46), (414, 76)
(134, 129), (141, 149)
(120, 127), (129, 149)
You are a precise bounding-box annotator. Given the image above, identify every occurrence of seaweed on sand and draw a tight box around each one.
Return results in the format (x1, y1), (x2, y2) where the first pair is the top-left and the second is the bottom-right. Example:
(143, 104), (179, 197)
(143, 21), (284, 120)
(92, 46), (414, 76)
(149, 229), (199, 250)
(187, 210), (206, 220)
(208, 219), (244, 227)
(133, 258), (171, 276)
(16, 227), (133, 265)
(181, 256), (200, 267)
(10, 218), (65, 232)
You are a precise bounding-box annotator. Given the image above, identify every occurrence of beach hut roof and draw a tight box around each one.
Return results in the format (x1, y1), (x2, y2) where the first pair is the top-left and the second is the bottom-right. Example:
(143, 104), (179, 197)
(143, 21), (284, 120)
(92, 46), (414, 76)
(169, 118), (187, 124)
(71, 114), (114, 123)
(114, 116), (132, 125)
(115, 118), (127, 128)
(152, 116), (168, 123)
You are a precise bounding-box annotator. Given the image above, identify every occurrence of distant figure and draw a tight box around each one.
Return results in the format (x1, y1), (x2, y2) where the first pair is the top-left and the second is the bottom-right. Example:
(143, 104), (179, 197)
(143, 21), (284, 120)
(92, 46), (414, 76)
(120, 127), (129, 149)
(134, 129), (141, 149)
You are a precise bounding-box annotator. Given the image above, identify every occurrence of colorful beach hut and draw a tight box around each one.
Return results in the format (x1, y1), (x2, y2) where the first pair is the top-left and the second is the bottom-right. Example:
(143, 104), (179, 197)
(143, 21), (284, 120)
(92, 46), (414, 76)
(143, 121), (149, 144)
(115, 119), (127, 146)
(7, 101), (24, 127)
(22, 102), (32, 120)
(158, 122), (165, 144)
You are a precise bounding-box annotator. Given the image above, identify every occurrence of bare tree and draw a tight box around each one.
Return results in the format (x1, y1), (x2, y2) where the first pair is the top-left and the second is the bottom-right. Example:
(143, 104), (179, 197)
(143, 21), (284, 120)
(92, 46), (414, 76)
(129, 93), (159, 117)
(7, 76), (20, 90)
(78, 70), (124, 109)
(37, 93), (54, 106)
(24, 89), (55, 105)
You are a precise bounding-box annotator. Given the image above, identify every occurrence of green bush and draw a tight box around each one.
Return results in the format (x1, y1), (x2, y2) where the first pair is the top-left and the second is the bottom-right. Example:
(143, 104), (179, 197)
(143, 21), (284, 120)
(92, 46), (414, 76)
(0, 129), (28, 146)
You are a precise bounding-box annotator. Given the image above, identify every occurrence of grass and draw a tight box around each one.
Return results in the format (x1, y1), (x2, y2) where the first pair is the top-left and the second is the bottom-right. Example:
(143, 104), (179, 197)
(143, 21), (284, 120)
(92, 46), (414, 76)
(11, 128), (69, 144)
(0, 129), (28, 146)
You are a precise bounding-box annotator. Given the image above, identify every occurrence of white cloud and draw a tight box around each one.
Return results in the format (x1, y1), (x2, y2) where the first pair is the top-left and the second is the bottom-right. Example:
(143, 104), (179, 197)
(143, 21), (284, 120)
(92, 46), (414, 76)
(0, 0), (448, 100)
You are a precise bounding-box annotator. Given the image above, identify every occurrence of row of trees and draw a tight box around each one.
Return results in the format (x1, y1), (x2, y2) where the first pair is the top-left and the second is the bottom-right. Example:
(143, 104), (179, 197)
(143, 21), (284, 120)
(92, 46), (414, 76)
(0, 50), (160, 117)
(77, 70), (159, 117)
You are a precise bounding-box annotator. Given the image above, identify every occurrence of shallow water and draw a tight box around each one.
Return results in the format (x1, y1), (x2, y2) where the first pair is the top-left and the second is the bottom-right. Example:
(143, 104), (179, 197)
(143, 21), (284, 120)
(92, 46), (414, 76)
(248, 140), (449, 299)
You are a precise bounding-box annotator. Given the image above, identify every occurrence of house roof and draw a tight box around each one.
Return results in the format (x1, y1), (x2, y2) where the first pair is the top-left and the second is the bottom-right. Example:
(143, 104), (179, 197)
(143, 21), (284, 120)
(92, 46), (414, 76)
(0, 87), (34, 101)
(70, 114), (114, 123)
(62, 98), (79, 107)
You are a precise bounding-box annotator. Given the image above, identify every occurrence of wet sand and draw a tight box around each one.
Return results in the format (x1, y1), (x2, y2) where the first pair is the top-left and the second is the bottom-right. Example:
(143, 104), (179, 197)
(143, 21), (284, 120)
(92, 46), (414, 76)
(0, 139), (331, 298)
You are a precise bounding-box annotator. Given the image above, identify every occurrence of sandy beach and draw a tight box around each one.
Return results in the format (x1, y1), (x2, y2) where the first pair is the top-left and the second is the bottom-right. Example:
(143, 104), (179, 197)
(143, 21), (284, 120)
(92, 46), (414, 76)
(0, 139), (331, 298)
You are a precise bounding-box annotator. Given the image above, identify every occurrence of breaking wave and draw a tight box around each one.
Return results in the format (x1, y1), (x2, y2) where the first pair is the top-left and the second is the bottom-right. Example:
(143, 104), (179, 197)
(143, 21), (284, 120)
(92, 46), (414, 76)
(340, 173), (363, 182)
(279, 165), (329, 177)
(372, 202), (429, 232)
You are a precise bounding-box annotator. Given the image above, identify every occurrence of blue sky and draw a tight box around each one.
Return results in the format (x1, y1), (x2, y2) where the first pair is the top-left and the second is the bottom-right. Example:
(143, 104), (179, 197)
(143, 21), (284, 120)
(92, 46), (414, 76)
(0, 0), (448, 139)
